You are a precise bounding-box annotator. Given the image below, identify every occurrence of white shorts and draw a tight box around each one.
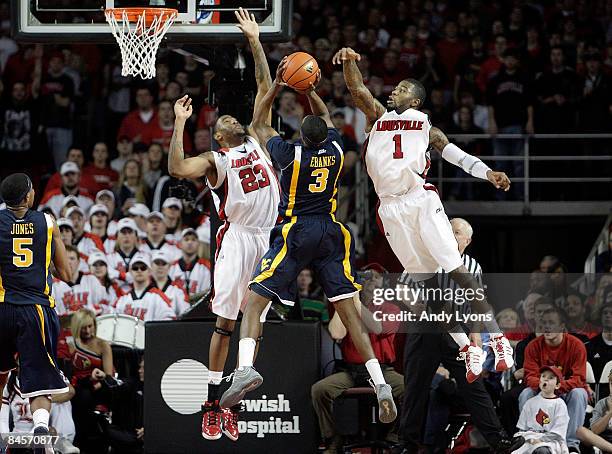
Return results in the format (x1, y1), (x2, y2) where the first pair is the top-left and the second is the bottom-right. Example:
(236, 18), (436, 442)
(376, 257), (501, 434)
(378, 186), (462, 274)
(212, 223), (273, 322)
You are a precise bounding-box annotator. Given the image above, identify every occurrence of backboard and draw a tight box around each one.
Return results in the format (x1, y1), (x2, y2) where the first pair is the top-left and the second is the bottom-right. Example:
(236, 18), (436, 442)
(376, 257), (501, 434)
(11, 0), (291, 43)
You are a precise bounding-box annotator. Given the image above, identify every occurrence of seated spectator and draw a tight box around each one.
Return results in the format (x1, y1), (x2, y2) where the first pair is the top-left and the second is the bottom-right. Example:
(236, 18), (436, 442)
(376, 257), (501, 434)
(44, 146), (99, 195)
(564, 293), (600, 339)
(591, 371), (612, 443)
(110, 136), (134, 173)
(82, 142), (119, 191)
(69, 308), (114, 451)
(514, 366), (569, 454)
(193, 128), (212, 155)
(67, 206), (105, 258)
(0, 368), (79, 454)
(88, 204), (114, 254)
(65, 245), (111, 314)
(116, 159), (148, 215)
(143, 143), (167, 191)
(117, 87), (157, 144)
(312, 265), (404, 451)
(296, 268), (327, 322)
(151, 250), (190, 317)
(276, 89), (303, 134)
(58, 217), (76, 248)
(114, 253), (175, 321)
(169, 228), (211, 301)
(516, 292), (543, 335)
(39, 161), (94, 217)
(139, 211), (181, 261)
(107, 218), (141, 292)
(587, 302), (612, 384)
(496, 308), (522, 346)
(519, 307), (588, 452)
(161, 197), (184, 241)
(88, 251), (123, 305)
(587, 274), (612, 323)
(141, 100), (193, 153)
(128, 203), (150, 238)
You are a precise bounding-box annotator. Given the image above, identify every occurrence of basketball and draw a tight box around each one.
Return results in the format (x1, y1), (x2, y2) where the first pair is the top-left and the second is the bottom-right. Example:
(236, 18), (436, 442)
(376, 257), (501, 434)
(282, 52), (320, 93)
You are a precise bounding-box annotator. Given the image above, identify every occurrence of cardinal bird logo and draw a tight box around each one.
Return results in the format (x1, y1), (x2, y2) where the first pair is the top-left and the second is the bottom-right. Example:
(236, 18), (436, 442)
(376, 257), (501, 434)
(536, 408), (551, 426)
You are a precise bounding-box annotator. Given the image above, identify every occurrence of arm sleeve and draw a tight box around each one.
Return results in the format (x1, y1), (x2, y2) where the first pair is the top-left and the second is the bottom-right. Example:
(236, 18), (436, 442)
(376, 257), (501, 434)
(267, 136), (295, 169)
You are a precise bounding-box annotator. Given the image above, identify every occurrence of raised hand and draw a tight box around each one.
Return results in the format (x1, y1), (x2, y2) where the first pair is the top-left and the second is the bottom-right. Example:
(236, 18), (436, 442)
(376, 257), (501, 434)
(275, 56), (289, 84)
(332, 47), (362, 65)
(297, 70), (322, 95)
(174, 95), (193, 121)
(235, 7), (259, 40)
(487, 170), (511, 191)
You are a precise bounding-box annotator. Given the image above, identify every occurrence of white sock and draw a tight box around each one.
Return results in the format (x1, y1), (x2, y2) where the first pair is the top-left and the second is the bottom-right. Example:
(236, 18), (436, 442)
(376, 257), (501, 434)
(365, 359), (386, 385)
(32, 408), (50, 430)
(208, 370), (223, 385)
(238, 338), (256, 370)
(483, 313), (502, 338)
(449, 330), (470, 349)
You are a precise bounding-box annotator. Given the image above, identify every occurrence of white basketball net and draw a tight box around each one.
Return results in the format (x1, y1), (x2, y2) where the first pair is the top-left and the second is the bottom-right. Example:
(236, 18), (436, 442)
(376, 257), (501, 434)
(105, 9), (177, 79)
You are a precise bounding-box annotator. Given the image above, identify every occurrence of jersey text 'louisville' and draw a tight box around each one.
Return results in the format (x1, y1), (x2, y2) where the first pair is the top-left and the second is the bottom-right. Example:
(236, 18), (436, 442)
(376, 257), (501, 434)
(0, 209), (55, 307)
(267, 128), (345, 218)
(364, 108), (432, 198)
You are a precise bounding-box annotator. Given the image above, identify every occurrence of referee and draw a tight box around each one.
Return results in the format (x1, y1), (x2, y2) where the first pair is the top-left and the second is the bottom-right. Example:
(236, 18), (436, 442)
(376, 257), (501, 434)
(397, 218), (524, 453)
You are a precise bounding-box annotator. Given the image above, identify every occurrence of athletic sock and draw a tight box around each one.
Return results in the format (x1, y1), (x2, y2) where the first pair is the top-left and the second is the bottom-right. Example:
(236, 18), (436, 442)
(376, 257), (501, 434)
(449, 329), (470, 349)
(207, 370), (223, 403)
(238, 338), (256, 370)
(365, 359), (386, 385)
(483, 313), (502, 338)
(32, 408), (50, 430)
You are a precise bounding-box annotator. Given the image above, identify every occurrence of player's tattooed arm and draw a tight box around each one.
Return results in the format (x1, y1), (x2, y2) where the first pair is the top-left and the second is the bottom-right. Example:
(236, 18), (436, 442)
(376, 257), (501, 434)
(428, 126), (450, 153)
(168, 95), (216, 181)
(333, 48), (385, 130)
(235, 7), (273, 135)
(252, 59), (286, 146)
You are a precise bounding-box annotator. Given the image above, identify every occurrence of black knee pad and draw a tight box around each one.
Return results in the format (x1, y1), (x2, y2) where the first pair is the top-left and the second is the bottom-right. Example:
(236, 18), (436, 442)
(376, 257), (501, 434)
(214, 326), (233, 337)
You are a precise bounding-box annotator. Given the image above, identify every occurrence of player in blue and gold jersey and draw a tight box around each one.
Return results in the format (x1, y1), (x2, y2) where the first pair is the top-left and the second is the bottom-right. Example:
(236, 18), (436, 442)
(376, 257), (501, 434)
(0, 173), (72, 451)
(220, 59), (397, 424)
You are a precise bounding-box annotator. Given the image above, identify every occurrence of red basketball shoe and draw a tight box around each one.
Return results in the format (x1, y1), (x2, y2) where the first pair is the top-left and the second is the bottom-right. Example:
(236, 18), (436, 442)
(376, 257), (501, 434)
(201, 401), (222, 440)
(221, 406), (240, 441)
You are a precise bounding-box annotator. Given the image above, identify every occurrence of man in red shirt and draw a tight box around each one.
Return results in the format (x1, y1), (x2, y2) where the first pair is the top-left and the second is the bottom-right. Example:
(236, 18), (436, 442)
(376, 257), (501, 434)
(44, 146), (99, 195)
(435, 20), (467, 86)
(141, 100), (193, 153)
(519, 307), (588, 452)
(311, 264), (404, 451)
(82, 142), (119, 191)
(117, 87), (157, 143)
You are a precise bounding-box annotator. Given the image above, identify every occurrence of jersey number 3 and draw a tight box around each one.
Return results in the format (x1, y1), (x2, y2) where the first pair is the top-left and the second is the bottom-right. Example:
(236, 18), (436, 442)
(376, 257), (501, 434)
(13, 238), (33, 268)
(392, 134), (403, 159)
(239, 164), (270, 194)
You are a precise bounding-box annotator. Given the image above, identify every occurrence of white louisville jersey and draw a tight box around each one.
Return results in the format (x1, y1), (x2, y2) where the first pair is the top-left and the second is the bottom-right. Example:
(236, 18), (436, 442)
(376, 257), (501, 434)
(52, 278), (73, 317)
(365, 108), (432, 198)
(169, 258), (211, 297)
(139, 239), (182, 262)
(106, 249), (139, 291)
(114, 285), (175, 322)
(207, 136), (280, 227)
(75, 232), (105, 258)
(65, 273), (111, 315)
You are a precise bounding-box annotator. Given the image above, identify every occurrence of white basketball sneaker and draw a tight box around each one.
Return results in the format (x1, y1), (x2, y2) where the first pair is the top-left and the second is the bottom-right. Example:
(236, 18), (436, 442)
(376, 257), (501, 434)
(489, 334), (515, 372)
(458, 343), (486, 383)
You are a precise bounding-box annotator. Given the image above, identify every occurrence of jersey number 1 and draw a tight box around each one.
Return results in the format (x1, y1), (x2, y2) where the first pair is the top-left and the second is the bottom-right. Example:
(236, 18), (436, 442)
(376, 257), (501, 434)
(392, 134), (403, 159)
(13, 238), (33, 268)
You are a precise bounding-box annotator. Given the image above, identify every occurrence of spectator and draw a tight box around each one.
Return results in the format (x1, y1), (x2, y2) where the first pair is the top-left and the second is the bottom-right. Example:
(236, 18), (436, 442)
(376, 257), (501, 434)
(565, 293), (600, 339)
(82, 142), (119, 191)
(44, 146), (99, 195)
(116, 158), (148, 215)
(127, 203), (150, 238)
(415, 45), (446, 92)
(107, 217), (141, 291)
(117, 87), (157, 143)
(426, 87), (453, 133)
(104, 55), (131, 144)
(517, 292), (543, 334)
(141, 100), (193, 153)
(58, 217), (76, 248)
(110, 136), (134, 173)
(169, 228), (211, 301)
(296, 268), (327, 322)
(586, 302), (612, 383)
(476, 34), (507, 92)
(88, 251), (123, 306)
(523, 27), (545, 75)
(36, 52), (75, 170)
(399, 25), (420, 73)
(496, 308), (522, 346)
(95, 189), (118, 235)
(577, 51), (612, 132)
(150, 249), (190, 317)
(519, 307), (588, 452)
(114, 253), (175, 321)
(487, 48), (534, 199)
(276, 89), (303, 134)
(535, 47), (578, 132)
(436, 20), (467, 86)
(193, 128), (212, 155)
(378, 50), (404, 95)
(0, 82), (39, 178)
(139, 211), (181, 261)
(69, 308), (114, 451)
(588, 275), (612, 324)
(313, 265), (404, 451)
(142, 143), (167, 191)
(590, 371), (612, 443)
(454, 35), (487, 101)
(39, 161), (94, 217)
(161, 197), (184, 240)
(65, 206), (103, 257)
(452, 91), (489, 131)
(88, 204), (114, 254)
(64, 245), (110, 314)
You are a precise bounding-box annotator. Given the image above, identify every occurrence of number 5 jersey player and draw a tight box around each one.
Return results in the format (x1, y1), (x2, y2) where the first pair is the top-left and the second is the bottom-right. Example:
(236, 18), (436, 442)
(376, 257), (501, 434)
(220, 58), (398, 425)
(0, 173), (72, 454)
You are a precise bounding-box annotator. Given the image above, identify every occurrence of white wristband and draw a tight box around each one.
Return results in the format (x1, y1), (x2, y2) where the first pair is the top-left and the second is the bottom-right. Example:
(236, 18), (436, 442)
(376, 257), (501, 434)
(442, 143), (491, 180)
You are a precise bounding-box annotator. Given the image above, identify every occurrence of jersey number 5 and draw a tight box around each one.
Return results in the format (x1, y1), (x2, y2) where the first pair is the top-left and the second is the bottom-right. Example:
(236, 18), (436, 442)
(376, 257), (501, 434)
(13, 238), (33, 268)
(392, 134), (403, 159)
(239, 164), (270, 194)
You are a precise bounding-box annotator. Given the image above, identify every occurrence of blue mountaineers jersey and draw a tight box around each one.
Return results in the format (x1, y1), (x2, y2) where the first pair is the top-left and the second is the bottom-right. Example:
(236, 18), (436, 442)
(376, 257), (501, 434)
(0, 209), (56, 307)
(267, 128), (345, 218)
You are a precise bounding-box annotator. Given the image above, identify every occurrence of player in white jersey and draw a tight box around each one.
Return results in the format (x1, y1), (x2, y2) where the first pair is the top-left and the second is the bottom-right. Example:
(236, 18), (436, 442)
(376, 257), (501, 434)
(167, 9), (279, 441)
(334, 47), (514, 380)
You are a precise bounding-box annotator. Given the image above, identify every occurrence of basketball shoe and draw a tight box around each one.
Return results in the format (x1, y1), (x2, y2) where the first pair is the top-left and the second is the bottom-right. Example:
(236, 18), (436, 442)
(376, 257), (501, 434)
(201, 400), (222, 440)
(219, 367), (263, 409)
(375, 383), (397, 423)
(221, 405), (240, 441)
(489, 334), (514, 372)
(458, 343), (486, 383)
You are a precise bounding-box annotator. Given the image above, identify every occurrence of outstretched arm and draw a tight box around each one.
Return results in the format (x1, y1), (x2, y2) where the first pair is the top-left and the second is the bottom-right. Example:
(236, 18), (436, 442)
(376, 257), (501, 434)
(301, 72), (334, 128)
(429, 126), (511, 191)
(168, 96), (216, 181)
(252, 60), (286, 146)
(333, 47), (385, 130)
(235, 8), (273, 131)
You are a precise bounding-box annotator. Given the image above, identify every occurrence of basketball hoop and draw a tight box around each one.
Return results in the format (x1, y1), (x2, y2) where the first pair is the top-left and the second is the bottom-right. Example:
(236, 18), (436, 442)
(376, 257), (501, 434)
(105, 8), (178, 79)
